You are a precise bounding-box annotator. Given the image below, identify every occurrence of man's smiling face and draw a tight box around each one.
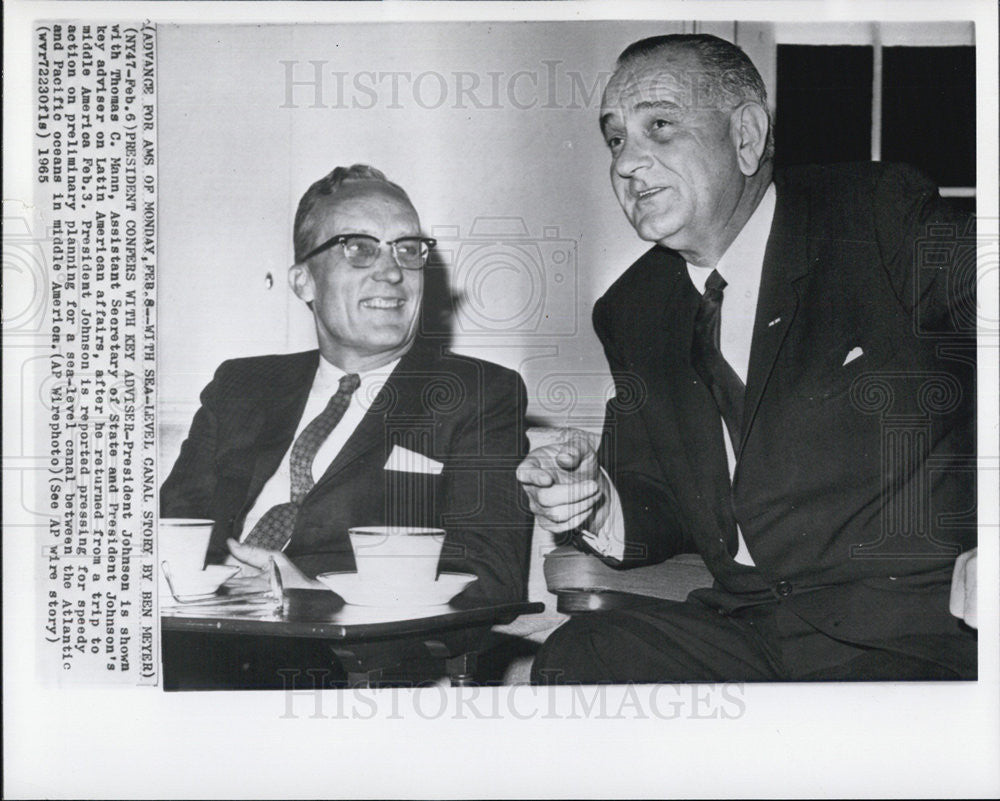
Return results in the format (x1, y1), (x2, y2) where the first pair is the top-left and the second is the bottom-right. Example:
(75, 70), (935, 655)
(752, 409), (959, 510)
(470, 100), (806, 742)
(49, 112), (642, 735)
(290, 180), (424, 371)
(600, 49), (748, 263)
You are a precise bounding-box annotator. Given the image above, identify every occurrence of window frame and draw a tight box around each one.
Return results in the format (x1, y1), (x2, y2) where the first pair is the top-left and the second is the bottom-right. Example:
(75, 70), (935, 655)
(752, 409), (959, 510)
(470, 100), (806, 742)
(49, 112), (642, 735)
(772, 22), (976, 199)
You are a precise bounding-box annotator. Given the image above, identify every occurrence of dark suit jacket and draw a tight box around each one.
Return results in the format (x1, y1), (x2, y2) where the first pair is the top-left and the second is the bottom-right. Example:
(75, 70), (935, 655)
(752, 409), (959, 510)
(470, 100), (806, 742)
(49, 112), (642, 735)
(591, 163), (976, 667)
(160, 340), (532, 605)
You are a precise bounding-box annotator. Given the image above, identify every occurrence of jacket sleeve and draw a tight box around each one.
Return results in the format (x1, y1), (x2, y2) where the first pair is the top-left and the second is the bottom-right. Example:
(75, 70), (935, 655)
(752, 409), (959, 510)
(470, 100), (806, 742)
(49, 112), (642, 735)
(159, 363), (227, 519)
(873, 163), (976, 336)
(437, 366), (533, 605)
(591, 295), (695, 568)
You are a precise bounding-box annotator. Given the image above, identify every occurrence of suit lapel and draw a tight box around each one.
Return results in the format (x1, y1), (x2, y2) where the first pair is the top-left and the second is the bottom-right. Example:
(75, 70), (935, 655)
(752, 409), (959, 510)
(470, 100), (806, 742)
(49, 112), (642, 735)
(739, 176), (812, 460)
(243, 352), (318, 506)
(312, 342), (440, 489)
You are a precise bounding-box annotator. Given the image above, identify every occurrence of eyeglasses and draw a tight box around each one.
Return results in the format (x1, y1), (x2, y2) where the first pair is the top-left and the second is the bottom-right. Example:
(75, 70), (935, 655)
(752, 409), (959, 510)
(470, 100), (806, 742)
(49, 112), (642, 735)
(300, 233), (437, 271)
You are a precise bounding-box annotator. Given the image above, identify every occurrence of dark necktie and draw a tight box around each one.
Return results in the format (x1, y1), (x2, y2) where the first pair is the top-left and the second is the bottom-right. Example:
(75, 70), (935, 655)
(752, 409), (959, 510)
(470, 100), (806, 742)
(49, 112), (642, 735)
(243, 372), (361, 550)
(691, 270), (746, 451)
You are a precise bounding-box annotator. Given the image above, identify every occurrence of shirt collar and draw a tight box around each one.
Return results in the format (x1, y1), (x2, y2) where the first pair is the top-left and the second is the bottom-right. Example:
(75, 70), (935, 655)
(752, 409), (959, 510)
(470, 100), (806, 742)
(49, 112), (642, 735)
(686, 182), (776, 294)
(313, 354), (401, 398)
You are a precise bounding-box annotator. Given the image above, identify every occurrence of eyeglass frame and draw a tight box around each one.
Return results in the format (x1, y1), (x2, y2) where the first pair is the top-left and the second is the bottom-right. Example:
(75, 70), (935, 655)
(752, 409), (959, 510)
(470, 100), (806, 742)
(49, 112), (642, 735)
(298, 232), (437, 270)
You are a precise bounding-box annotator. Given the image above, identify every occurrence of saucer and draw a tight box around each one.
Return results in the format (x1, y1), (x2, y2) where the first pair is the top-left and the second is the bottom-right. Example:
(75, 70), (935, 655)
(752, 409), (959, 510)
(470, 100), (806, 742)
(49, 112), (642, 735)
(161, 563), (241, 600)
(315, 572), (477, 607)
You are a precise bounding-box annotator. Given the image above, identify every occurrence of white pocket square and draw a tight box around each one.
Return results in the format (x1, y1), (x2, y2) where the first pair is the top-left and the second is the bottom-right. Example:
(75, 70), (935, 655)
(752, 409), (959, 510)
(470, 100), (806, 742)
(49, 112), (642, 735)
(384, 445), (443, 475)
(843, 347), (864, 366)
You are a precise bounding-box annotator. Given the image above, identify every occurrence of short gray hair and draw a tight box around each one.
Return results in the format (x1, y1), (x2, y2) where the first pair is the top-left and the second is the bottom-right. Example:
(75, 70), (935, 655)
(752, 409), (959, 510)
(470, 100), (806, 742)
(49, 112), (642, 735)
(293, 164), (411, 262)
(615, 33), (774, 160)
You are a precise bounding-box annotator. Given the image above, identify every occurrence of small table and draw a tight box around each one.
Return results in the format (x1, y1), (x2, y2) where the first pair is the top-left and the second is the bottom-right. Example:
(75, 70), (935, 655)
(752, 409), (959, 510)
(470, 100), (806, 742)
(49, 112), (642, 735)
(161, 587), (543, 687)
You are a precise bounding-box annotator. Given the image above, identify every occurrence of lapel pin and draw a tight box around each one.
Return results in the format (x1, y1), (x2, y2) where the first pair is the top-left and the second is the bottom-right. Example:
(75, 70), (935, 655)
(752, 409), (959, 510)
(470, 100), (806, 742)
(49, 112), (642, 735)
(767, 316), (782, 327)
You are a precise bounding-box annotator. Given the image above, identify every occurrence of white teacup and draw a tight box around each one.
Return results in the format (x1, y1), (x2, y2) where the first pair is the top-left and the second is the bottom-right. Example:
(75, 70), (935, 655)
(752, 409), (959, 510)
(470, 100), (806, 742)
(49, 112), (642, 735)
(158, 518), (214, 588)
(348, 526), (445, 585)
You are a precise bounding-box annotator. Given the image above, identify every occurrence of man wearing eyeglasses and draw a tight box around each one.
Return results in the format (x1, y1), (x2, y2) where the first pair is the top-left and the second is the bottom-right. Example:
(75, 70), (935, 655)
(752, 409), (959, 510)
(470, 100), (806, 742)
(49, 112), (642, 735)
(161, 164), (531, 607)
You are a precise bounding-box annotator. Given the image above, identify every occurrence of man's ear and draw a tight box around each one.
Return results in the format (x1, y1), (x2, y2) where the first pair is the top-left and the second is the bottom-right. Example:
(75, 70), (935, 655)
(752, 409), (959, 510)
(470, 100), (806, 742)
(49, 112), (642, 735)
(730, 102), (770, 176)
(288, 261), (315, 303)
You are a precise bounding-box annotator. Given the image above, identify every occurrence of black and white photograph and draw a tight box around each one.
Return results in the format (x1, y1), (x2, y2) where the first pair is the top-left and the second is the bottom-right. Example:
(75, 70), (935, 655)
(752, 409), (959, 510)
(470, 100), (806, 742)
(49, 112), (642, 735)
(4, 1), (999, 798)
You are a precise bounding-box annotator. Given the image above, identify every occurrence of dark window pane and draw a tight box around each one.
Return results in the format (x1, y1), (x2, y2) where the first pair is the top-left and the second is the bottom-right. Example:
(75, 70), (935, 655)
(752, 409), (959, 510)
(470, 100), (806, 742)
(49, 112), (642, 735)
(882, 46), (975, 188)
(944, 196), (976, 217)
(775, 45), (873, 168)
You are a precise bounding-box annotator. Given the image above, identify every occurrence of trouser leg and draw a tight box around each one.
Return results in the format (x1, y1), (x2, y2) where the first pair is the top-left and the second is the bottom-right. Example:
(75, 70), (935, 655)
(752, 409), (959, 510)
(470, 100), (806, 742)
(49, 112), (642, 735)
(533, 592), (977, 684)
(531, 598), (782, 684)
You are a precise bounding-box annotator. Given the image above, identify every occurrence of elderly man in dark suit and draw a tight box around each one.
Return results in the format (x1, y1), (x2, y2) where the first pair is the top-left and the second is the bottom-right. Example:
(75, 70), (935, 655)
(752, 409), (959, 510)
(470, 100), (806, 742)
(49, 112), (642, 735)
(519, 34), (978, 682)
(162, 164), (531, 608)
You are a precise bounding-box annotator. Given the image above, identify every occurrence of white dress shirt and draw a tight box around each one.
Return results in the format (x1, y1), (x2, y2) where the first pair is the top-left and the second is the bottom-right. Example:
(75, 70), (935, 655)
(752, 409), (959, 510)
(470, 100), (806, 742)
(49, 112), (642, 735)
(583, 184), (777, 566)
(239, 355), (401, 542)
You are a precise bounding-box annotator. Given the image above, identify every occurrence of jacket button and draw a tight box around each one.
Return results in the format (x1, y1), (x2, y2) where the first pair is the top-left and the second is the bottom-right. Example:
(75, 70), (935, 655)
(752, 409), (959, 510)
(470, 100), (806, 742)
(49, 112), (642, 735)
(775, 580), (793, 597)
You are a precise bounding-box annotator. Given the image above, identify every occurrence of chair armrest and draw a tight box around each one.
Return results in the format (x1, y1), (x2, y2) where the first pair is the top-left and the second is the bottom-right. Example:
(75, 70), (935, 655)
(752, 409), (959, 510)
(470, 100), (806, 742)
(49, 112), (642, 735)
(543, 545), (713, 613)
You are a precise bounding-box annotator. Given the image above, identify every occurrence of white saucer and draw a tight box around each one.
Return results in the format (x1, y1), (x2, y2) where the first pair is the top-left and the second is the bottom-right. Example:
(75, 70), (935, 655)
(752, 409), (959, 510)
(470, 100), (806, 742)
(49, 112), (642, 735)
(315, 572), (477, 607)
(161, 564), (241, 600)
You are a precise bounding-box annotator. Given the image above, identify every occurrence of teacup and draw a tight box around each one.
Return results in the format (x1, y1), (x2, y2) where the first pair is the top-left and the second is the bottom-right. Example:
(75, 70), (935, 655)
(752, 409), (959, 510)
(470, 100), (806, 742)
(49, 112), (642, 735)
(348, 526), (445, 585)
(158, 518), (214, 589)
(163, 564), (241, 599)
